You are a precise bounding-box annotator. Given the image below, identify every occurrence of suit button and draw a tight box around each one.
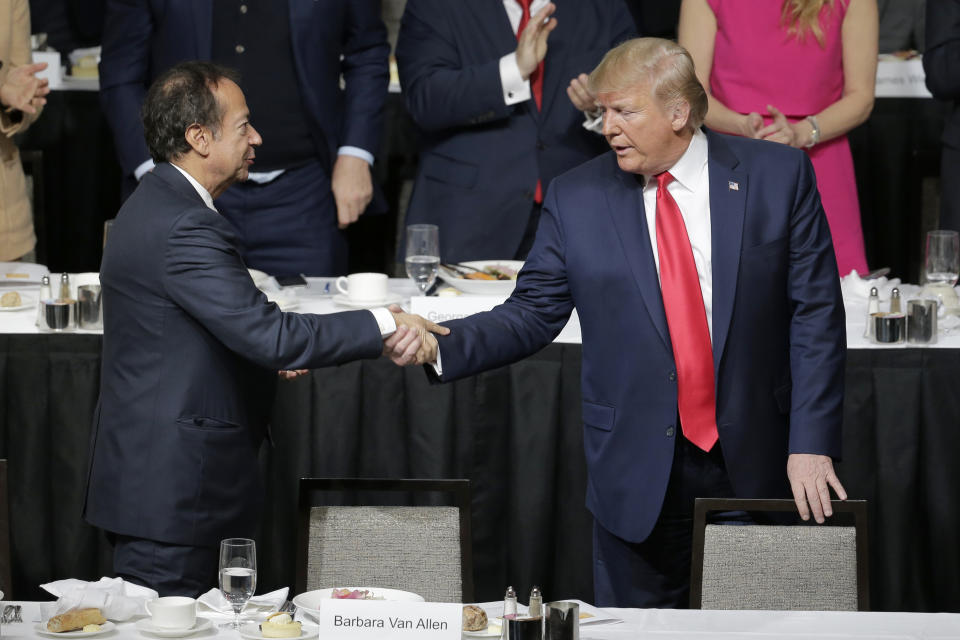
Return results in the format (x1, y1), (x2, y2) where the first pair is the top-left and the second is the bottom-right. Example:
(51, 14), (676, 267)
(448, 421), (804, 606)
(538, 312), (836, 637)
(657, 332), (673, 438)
(669, 371), (676, 381)
(666, 426), (675, 437)
(536, 141), (546, 151)
(235, 44), (245, 54)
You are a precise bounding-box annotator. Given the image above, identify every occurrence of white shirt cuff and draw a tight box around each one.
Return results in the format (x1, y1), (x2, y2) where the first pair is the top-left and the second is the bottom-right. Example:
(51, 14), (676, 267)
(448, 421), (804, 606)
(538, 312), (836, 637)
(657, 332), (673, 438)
(500, 52), (531, 105)
(337, 146), (375, 166)
(582, 108), (603, 134)
(430, 347), (443, 376)
(134, 158), (156, 181)
(369, 307), (397, 337)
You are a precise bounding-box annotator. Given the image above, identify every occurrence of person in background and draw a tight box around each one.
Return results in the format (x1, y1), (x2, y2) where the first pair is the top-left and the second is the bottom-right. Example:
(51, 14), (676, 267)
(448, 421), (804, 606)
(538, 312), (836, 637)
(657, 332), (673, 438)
(396, 0), (637, 263)
(409, 38), (847, 608)
(878, 0), (924, 54)
(83, 61), (445, 596)
(1, 0), (49, 262)
(924, 0), (960, 232)
(99, 0), (389, 277)
(28, 0), (105, 54)
(679, 0), (878, 277)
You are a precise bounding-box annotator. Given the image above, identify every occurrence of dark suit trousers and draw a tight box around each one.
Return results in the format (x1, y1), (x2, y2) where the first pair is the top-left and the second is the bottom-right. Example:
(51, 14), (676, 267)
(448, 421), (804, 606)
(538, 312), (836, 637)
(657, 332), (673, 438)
(113, 535), (219, 598)
(216, 160), (348, 277)
(593, 436), (750, 608)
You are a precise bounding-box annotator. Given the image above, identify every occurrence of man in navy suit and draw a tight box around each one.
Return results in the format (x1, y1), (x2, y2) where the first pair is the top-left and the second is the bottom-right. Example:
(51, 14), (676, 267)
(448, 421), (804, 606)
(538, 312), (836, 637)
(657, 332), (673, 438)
(418, 38), (848, 607)
(396, 0), (637, 263)
(925, 0), (960, 232)
(84, 62), (444, 596)
(99, 0), (389, 277)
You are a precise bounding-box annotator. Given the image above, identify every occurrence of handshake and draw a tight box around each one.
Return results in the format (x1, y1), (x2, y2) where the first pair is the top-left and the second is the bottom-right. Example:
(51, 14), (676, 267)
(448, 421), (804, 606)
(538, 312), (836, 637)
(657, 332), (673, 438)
(382, 304), (449, 366)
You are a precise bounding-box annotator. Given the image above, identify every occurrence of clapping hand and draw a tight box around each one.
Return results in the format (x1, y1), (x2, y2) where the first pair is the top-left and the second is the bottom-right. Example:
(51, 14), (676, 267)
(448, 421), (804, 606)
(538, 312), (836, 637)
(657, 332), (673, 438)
(516, 2), (557, 80)
(0, 62), (49, 115)
(567, 73), (598, 113)
(382, 304), (450, 366)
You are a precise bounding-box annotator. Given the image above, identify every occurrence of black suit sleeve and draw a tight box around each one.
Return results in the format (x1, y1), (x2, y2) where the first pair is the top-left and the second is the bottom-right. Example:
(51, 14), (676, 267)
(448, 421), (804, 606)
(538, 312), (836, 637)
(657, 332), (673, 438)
(924, 0), (960, 99)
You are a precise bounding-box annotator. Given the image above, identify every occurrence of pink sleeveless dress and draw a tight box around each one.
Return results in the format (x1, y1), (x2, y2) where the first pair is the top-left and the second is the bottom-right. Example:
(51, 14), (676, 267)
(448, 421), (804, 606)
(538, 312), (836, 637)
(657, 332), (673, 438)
(706, 0), (868, 276)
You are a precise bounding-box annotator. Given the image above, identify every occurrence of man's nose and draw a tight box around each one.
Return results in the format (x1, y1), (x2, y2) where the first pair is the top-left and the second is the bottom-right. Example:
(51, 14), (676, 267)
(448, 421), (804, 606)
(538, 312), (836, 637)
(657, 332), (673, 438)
(601, 113), (615, 136)
(249, 125), (263, 146)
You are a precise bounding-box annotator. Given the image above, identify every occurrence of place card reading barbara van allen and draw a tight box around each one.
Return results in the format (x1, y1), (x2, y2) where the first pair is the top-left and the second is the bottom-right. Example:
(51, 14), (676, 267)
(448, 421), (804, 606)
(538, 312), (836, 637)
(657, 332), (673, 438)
(316, 599), (461, 640)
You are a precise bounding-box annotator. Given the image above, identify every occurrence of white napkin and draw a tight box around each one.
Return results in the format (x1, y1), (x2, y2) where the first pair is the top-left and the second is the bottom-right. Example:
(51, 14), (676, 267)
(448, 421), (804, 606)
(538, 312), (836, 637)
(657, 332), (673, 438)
(841, 269), (903, 301)
(39, 577), (158, 622)
(197, 586), (288, 617)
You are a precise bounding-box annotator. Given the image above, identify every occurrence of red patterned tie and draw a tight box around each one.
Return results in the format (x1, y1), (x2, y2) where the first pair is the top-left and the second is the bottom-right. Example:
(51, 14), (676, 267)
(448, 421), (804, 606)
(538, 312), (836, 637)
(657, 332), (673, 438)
(654, 172), (718, 452)
(516, 0), (543, 203)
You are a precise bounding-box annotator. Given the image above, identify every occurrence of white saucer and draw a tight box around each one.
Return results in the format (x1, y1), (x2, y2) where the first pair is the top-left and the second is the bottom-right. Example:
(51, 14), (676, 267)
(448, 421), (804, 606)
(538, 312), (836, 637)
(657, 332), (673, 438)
(332, 294), (404, 309)
(36, 621), (116, 637)
(135, 617), (213, 637)
(0, 291), (36, 311)
(238, 622), (318, 639)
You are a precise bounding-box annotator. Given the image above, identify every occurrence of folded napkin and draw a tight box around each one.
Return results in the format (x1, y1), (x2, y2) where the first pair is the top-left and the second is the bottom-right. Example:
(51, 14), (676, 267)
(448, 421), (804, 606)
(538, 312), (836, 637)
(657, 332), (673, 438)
(197, 586), (288, 617)
(40, 577), (158, 622)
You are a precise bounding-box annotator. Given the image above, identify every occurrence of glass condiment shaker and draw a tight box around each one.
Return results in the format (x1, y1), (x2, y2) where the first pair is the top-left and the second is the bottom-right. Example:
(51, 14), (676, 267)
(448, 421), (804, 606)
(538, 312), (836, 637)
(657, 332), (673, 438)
(528, 586), (542, 618)
(59, 273), (70, 301)
(503, 586), (518, 620)
(864, 286), (879, 339)
(890, 287), (902, 314)
(36, 274), (51, 327)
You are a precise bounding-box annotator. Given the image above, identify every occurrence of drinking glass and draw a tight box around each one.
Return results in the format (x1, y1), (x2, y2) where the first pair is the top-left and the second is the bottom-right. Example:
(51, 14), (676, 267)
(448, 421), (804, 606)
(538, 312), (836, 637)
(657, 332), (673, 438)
(218, 538), (256, 630)
(924, 230), (960, 287)
(405, 224), (440, 294)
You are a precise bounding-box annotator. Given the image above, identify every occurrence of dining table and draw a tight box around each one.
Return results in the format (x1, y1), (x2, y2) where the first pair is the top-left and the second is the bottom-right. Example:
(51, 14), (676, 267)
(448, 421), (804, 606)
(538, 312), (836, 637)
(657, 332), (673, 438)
(0, 272), (957, 613)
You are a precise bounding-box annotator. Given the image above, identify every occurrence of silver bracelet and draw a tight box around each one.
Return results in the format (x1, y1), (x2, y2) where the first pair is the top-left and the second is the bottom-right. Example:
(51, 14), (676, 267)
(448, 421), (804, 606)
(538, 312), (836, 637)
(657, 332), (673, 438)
(805, 115), (821, 148)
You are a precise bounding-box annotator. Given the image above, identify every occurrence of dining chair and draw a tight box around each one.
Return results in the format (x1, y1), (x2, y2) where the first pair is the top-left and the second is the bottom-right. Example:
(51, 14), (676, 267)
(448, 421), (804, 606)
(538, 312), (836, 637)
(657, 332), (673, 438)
(295, 478), (473, 603)
(689, 498), (869, 611)
(0, 460), (12, 598)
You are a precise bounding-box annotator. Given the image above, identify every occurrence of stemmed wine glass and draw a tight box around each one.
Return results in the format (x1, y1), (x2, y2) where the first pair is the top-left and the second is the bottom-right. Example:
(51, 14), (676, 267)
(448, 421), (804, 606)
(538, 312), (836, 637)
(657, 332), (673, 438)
(405, 224), (440, 295)
(219, 538), (256, 630)
(923, 229), (960, 312)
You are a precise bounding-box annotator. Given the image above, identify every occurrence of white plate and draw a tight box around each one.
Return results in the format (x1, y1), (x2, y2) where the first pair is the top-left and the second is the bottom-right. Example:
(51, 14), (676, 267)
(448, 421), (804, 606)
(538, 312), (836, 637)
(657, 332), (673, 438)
(135, 617), (213, 637)
(462, 622), (501, 638)
(0, 291), (36, 311)
(438, 261), (523, 296)
(293, 588), (424, 621)
(238, 622), (317, 640)
(331, 294), (405, 310)
(35, 621), (116, 637)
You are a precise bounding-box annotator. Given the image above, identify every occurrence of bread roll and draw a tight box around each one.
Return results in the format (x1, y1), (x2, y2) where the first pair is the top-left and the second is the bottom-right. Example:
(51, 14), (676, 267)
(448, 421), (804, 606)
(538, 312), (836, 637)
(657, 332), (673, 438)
(0, 291), (21, 307)
(462, 605), (487, 631)
(46, 608), (107, 633)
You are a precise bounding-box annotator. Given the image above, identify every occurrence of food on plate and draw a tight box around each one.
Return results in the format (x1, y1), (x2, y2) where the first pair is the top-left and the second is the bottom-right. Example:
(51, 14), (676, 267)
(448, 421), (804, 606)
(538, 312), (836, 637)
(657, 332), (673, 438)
(447, 264), (519, 281)
(260, 612), (302, 638)
(463, 272), (497, 281)
(46, 608), (106, 633)
(0, 291), (22, 307)
(579, 612), (594, 620)
(81, 624), (102, 633)
(462, 605), (488, 631)
(332, 588), (382, 600)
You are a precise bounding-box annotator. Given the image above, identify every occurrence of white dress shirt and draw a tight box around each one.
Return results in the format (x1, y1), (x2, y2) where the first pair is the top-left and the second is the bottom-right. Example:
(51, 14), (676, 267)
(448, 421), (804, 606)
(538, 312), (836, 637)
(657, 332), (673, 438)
(168, 162), (396, 337)
(499, 0), (550, 105)
(642, 129), (713, 338)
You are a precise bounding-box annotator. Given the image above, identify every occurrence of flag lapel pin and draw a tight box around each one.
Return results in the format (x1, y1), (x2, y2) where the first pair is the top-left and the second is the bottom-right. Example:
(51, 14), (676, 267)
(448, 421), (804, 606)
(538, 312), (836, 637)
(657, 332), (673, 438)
(728, 181), (739, 191)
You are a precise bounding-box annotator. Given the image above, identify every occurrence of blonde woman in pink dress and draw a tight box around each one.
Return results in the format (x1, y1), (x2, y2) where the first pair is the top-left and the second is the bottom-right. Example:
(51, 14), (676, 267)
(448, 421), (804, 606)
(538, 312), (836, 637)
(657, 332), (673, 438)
(679, 0), (878, 276)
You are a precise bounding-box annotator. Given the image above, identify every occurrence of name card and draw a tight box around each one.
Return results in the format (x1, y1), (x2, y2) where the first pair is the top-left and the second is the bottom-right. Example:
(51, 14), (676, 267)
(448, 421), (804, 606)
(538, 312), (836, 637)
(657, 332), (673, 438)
(875, 58), (932, 98)
(409, 296), (583, 343)
(316, 599), (461, 640)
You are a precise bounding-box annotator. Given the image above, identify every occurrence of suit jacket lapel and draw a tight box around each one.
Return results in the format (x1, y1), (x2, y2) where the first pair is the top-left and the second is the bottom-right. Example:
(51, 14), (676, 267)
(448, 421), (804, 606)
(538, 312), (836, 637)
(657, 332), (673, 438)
(152, 163), (208, 207)
(705, 130), (747, 372)
(191, 1), (213, 59)
(605, 159), (670, 351)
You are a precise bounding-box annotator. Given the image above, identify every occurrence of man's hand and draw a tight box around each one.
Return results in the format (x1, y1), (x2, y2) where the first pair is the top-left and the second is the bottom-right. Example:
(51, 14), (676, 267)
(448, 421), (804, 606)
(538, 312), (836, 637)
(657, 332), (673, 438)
(383, 304), (450, 366)
(787, 453), (847, 523)
(277, 369), (308, 380)
(566, 73), (597, 112)
(331, 154), (373, 229)
(0, 62), (50, 114)
(516, 3), (557, 80)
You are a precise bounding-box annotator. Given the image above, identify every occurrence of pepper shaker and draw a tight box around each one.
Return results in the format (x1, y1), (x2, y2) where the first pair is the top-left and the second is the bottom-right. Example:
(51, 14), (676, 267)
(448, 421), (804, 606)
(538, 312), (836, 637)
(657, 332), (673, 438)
(59, 273), (70, 301)
(890, 287), (901, 314)
(864, 287), (879, 339)
(528, 586), (542, 618)
(36, 275), (51, 327)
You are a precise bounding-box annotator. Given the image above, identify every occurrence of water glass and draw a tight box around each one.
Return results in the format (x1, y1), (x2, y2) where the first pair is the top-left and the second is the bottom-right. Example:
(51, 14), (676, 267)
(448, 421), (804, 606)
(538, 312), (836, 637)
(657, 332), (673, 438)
(924, 229), (959, 287)
(219, 538), (256, 630)
(405, 224), (440, 294)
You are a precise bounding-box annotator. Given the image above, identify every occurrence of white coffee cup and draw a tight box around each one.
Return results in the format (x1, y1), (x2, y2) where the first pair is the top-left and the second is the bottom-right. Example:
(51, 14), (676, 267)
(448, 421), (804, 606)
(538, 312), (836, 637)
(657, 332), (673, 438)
(145, 596), (197, 630)
(336, 272), (388, 303)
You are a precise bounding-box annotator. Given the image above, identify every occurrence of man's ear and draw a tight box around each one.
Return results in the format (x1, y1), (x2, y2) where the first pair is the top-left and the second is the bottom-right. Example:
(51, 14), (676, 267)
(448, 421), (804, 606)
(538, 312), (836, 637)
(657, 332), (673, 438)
(184, 123), (210, 157)
(671, 100), (691, 132)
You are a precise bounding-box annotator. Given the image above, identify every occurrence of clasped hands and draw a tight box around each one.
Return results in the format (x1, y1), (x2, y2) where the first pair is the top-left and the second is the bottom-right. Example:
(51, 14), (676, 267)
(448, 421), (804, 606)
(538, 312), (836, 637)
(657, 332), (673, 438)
(382, 304), (449, 366)
(0, 62), (49, 115)
(741, 104), (816, 148)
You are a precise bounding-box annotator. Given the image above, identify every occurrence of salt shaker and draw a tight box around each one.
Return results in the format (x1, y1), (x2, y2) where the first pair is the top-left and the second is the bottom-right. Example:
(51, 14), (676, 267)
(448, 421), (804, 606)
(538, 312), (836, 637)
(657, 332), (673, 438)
(864, 287), (880, 339)
(36, 275), (51, 327)
(528, 586), (542, 618)
(503, 586), (518, 620)
(59, 273), (70, 301)
(890, 287), (901, 314)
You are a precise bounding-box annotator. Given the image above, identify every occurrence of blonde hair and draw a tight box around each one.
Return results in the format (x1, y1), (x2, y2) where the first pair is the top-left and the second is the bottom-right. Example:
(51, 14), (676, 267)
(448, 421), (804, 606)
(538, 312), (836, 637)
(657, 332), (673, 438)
(588, 38), (707, 131)
(781, 0), (836, 47)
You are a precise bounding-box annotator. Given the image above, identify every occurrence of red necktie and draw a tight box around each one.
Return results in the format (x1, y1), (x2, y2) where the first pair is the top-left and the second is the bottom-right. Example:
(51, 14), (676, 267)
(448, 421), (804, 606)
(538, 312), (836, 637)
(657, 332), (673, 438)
(516, 0), (543, 203)
(654, 172), (719, 452)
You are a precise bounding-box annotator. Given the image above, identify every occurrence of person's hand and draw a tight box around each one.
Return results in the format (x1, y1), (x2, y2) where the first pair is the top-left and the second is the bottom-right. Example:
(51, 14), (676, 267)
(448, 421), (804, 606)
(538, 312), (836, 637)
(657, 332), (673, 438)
(756, 104), (800, 147)
(516, 2), (557, 80)
(277, 369), (308, 380)
(566, 73), (597, 112)
(382, 324), (423, 365)
(331, 154), (373, 229)
(786, 453), (847, 523)
(742, 112), (764, 138)
(0, 62), (50, 114)
(385, 304), (450, 365)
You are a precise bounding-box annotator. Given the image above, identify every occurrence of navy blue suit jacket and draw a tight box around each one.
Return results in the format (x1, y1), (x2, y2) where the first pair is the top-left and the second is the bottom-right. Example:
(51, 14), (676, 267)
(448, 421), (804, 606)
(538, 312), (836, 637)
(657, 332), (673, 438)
(396, 0), (637, 262)
(83, 163), (384, 546)
(433, 131), (846, 543)
(100, 0), (388, 181)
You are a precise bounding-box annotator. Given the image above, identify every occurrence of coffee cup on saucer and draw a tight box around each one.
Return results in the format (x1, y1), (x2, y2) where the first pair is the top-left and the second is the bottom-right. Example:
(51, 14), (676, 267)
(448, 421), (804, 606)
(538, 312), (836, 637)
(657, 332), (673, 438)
(145, 596), (197, 630)
(336, 272), (388, 304)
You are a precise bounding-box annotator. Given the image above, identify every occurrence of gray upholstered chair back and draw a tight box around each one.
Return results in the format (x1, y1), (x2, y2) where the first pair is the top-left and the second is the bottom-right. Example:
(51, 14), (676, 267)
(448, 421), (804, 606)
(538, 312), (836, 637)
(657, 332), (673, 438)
(305, 505), (463, 602)
(700, 523), (857, 610)
(690, 498), (870, 610)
